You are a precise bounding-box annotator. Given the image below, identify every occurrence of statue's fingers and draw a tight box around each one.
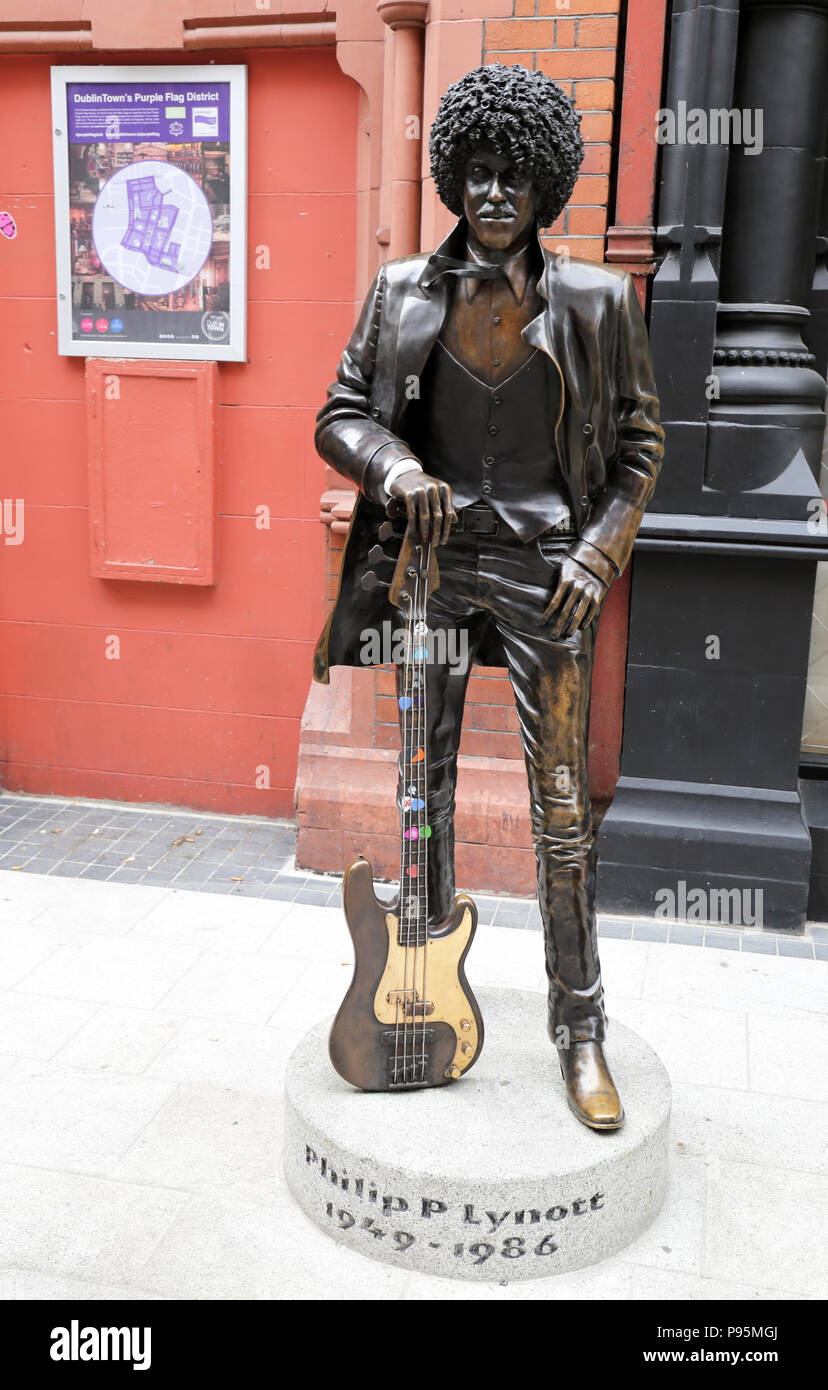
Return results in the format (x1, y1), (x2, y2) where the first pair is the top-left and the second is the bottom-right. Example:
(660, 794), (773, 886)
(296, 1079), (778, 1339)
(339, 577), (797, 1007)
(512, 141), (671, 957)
(548, 584), (580, 639)
(438, 485), (453, 545)
(562, 592), (592, 638)
(429, 487), (444, 547)
(542, 575), (568, 624)
(413, 489), (429, 544)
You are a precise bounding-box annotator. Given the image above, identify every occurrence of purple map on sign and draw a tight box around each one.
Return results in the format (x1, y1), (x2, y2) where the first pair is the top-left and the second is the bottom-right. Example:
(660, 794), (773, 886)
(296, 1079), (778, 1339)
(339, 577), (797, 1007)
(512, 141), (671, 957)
(121, 174), (181, 273)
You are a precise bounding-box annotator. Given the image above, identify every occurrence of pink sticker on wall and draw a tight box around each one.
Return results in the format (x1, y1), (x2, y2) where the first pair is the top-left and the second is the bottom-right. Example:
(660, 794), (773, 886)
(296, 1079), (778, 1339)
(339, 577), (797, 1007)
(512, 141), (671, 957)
(0, 211), (17, 239)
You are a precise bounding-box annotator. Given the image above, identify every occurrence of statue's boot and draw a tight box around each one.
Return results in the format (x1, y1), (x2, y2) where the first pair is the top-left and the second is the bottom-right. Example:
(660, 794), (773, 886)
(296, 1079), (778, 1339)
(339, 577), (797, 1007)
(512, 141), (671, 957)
(556, 1039), (624, 1131)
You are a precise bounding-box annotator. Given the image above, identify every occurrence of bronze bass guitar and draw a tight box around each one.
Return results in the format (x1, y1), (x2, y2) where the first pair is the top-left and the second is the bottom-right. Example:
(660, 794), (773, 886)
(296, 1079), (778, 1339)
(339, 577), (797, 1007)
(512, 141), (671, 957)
(329, 513), (484, 1091)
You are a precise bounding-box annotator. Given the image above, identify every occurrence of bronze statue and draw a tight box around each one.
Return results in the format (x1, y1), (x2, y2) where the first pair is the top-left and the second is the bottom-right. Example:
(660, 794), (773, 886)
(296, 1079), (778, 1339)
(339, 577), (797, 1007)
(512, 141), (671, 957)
(313, 64), (664, 1130)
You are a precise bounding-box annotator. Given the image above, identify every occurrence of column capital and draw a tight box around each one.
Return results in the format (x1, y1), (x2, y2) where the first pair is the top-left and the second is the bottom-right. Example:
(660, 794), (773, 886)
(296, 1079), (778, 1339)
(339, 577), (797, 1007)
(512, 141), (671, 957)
(376, 1), (427, 31)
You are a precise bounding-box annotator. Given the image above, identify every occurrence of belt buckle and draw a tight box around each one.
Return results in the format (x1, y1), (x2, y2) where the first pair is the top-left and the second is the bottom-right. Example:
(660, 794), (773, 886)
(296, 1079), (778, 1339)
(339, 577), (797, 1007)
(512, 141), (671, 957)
(462, 506), (498, 535)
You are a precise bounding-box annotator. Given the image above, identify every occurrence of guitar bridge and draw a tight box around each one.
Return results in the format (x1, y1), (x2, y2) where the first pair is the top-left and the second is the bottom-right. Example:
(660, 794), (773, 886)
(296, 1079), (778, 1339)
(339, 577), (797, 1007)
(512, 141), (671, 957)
(381, 1028), (436, 1088)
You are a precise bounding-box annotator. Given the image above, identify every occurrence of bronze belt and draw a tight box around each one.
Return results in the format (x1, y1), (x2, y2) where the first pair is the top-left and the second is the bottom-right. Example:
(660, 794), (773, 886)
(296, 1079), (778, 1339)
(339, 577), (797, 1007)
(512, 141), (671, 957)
(456, 503), (574, 538)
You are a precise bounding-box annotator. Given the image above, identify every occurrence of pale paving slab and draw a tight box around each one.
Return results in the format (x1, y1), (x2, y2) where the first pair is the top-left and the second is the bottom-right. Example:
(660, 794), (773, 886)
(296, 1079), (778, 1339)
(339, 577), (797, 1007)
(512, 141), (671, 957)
(271, 961), (358, 1032)
(610, 1152), (708, 1278)
(131, 888), (292, 954)
(15, 934), (201, 1009)
(641, 940), (828, 1017)
(145, 1016), (304, 1096)
(747, 1011), (828, 1101)
(260, 902), (351, 961)
(0, 871), (66, 925)
(0, 870), (824, 1300)
(457, 921), (548, 993)
(670, 1082), (828, 1177)
(56, 1005), (184, 1076)
(0, 990), (97, 1061)
(137, 1190), (412, 1301)
(704, 1162), (828, 1298)
(0, 921), (93, 989)
(627, 1265), (796, 1301)
(399, 1253), (638, 1300)
(612, 998), (750, 1091)
(114, 1084), (284, 1206)
(159, 949), (304, 1025)
(32, 877), (168, 935)
(588, 936), (649, 1002)
(1, 1270), (169, 1301)
(0, 1164), (189, 1284)
(0, 1061), (176, 1176)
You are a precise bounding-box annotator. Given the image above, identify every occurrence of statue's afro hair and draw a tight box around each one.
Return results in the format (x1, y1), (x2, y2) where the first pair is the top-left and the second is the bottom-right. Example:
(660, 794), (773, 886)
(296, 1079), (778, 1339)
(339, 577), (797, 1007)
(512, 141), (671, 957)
(429, 63), (584, 228)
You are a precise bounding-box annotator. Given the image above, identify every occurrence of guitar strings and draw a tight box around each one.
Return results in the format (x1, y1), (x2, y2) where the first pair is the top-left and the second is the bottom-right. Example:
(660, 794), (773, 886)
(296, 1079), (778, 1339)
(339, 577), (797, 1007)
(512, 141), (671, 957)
(397, 581), (413, 1085)
(408, 550), (423, 1082)
(419, 543), (431, 1080)
(413, 548), (425, 1080)
(396, 536), (433, 1085)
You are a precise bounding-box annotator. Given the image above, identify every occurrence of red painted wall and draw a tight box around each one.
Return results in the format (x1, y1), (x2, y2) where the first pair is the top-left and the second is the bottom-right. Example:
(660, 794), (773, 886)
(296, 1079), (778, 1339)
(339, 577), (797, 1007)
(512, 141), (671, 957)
(0, 45), (358, 816)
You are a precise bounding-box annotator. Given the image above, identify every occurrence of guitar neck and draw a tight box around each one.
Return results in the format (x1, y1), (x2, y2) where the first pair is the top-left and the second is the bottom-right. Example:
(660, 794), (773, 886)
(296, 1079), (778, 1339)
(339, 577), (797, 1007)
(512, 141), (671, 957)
(397, 543), (431, 946)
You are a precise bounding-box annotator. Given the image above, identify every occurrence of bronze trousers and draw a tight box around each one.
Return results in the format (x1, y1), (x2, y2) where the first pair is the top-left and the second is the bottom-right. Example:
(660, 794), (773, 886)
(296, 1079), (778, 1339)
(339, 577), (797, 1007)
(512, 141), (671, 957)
(393, 523), (606, 1043)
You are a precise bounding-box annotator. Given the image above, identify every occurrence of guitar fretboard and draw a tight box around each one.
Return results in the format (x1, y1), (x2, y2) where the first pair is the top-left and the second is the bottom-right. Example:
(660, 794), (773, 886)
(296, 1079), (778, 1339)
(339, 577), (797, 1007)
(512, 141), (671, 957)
(397, 567), (431, 942)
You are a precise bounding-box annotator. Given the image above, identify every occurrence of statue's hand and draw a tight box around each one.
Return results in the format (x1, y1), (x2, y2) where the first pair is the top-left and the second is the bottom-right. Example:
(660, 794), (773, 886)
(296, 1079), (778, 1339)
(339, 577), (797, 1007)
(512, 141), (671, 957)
(542, 555), (608, 638)
(388, 467), (457, 546)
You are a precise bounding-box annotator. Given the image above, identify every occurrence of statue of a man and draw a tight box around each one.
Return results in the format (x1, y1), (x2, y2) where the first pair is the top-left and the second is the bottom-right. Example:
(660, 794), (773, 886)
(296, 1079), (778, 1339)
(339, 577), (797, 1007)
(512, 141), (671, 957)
(313, 64), (664, 1129)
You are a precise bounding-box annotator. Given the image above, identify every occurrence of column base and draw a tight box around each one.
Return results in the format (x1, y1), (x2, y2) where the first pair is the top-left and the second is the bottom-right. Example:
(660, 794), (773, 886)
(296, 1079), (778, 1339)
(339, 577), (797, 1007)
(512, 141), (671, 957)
(597, 775), (812, 932)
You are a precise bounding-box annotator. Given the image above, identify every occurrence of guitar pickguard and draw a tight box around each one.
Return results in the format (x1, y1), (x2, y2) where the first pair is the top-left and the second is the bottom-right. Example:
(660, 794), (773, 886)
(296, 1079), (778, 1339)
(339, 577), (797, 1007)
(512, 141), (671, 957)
(373, 908), (481, 1078)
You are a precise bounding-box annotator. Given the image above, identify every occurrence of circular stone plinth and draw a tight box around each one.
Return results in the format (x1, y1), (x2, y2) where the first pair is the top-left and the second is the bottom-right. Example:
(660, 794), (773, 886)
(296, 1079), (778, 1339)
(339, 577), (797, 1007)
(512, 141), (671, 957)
(283, 988), (671, 1281)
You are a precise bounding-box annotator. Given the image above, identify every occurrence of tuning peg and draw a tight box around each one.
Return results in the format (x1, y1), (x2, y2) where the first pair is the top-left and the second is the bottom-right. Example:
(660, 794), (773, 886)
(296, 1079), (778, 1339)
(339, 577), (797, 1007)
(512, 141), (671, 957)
(378, 521), (398, 543)
(361, 570), (390, 592)
(368, 544), (394, 565)
(385, 497), (406, 520)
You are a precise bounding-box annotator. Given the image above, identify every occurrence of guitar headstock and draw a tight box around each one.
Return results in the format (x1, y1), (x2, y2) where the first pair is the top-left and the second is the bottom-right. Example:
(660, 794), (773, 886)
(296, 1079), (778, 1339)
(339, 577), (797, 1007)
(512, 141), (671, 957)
(388, 521), (440, 614)
(360, 498), (441, 615)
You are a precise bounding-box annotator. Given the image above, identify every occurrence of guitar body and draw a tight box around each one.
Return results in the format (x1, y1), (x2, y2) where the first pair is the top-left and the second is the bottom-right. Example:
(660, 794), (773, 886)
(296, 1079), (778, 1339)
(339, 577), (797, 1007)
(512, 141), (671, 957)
(329, 856), (484, 1092)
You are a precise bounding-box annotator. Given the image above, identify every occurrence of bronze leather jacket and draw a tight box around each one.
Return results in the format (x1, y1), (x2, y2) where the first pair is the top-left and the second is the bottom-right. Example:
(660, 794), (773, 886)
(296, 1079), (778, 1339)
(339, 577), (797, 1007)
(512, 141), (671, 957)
(313, 218), (664, 683)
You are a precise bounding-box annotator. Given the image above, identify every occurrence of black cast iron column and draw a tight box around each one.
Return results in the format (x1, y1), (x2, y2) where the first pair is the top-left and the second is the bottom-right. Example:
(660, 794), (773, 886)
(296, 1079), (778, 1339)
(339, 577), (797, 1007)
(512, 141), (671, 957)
(598, 0), (828, 931)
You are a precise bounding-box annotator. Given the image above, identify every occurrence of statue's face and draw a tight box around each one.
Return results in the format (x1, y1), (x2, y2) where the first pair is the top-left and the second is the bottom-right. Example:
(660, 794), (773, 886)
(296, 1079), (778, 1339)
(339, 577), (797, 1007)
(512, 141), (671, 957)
(463, 146), (537, 253)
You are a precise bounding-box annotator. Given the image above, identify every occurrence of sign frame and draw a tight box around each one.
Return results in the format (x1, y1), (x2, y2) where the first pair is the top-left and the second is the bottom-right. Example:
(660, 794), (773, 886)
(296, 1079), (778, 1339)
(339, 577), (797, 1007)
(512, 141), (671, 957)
(50, 64), (247, 361)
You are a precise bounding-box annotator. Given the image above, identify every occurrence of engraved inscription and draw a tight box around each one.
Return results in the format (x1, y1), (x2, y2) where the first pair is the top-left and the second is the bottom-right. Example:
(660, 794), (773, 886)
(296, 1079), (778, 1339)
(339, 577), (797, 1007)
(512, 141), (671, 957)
(303, 1142), (606, 1266)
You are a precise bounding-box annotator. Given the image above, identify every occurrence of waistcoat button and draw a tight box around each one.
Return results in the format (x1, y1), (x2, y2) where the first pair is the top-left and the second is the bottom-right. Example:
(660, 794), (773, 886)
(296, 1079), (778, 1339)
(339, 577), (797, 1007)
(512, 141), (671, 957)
(582, 422), (593, 435)
(482, 483), (493, 495)
(371, 407), (381, 419)
(492, 395), (502, 406)
(488, 424), (498, 435)
(492, 358), (500, 367)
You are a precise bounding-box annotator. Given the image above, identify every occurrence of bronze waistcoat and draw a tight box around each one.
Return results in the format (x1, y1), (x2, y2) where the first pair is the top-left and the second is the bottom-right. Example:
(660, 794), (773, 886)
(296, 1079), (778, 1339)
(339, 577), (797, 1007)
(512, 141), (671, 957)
(401, 340), (569, 542)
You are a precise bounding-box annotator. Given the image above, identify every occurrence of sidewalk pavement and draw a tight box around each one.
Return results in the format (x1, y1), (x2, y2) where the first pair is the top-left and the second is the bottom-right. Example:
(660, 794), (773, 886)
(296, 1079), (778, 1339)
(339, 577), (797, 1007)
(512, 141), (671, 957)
(0, 867), (825, 1302)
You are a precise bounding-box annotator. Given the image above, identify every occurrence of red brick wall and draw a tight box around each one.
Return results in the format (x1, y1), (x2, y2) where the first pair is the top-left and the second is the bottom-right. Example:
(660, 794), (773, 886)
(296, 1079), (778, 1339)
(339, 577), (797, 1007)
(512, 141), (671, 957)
(487, 5), (619, 259)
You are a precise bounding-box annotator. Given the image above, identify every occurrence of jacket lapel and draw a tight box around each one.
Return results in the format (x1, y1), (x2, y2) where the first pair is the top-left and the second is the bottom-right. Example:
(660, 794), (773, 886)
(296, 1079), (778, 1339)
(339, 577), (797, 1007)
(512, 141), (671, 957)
(522, 235), (586, 518)
(390, 222), (470, 428)
(522, 227), (559, 359)
(393, 282), (449, 427)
